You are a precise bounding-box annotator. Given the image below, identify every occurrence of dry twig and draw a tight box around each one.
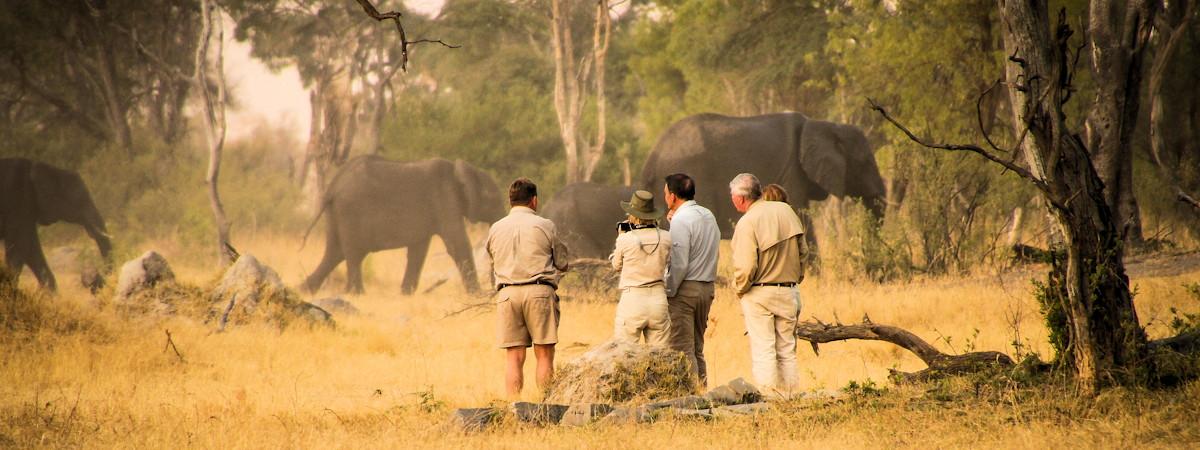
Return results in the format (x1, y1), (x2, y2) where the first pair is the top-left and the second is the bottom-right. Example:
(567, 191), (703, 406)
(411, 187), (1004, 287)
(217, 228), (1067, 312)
(164, 329), (185, 363)
(353, 0), (459, 71)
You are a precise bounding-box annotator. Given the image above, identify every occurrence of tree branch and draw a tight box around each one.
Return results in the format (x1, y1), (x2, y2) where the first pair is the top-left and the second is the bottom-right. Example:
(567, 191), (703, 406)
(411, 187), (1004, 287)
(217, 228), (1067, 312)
(353, 0), (459, 71)
(868, 97), (1056, 199)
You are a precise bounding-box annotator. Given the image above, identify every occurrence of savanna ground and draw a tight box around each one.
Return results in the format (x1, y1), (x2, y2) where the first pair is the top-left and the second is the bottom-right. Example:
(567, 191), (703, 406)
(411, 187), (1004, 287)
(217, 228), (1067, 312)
(2, 232), (1199, 448)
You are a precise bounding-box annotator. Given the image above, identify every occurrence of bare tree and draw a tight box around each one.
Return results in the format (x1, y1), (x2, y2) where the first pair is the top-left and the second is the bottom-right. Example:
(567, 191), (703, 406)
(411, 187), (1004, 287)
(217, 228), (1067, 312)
(551, 0), (611, 183)
(1085, 0), (1158, 244)
(196, 0), (234, 266)
(1147, 0), (1200, 215)
(870, 2), (1149, 392)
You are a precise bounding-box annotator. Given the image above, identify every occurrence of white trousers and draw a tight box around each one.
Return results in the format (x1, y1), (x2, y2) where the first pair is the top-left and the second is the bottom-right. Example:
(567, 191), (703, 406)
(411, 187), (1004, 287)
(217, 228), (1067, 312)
(614, 285), (671, 346)
(740, 286), (801, 393)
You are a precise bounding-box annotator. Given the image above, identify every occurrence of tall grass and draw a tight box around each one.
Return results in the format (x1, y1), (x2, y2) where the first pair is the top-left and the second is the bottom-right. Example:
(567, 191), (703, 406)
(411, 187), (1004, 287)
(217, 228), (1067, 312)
(2, 232), (1198, 447)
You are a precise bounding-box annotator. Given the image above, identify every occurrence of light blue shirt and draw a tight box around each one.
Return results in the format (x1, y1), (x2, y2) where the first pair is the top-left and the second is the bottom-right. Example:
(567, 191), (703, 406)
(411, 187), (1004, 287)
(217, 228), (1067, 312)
(664, 200), (721, 297)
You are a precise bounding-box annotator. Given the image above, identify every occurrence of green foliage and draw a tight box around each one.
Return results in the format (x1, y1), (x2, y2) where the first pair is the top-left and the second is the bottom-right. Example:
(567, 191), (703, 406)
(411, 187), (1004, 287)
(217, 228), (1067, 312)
(1032, 248), (1071, 368)
(1168, 283), (1200, 336)
(841, 378), (885, 397)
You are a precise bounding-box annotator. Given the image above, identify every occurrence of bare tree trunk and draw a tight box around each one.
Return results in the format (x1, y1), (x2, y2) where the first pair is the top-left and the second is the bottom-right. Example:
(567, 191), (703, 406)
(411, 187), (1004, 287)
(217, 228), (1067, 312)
(1085, 0), (1157, 246)
(1148, 0), (1200, 224)
(581, 0), (611, 182)
(196, 0), (233, 266)
(551, 0), (585, 183)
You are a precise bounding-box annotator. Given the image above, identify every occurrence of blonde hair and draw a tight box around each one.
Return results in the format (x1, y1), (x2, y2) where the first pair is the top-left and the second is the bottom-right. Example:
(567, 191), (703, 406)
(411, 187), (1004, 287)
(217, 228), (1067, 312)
(763, 184), (789, 203)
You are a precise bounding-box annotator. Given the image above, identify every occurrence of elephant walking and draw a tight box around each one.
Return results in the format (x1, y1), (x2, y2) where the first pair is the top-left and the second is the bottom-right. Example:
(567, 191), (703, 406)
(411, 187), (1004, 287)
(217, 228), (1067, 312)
(0, 158), (113, 291)
(302, 156), (504, 295)
(541, 182), (635, 259)
(640, 112), (886, 238)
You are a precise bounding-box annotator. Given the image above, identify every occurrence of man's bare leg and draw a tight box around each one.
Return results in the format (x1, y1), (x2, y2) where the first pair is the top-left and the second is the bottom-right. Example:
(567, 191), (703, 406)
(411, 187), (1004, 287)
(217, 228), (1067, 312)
(533, 344), (556, 390)
(506, 347), (527, 398)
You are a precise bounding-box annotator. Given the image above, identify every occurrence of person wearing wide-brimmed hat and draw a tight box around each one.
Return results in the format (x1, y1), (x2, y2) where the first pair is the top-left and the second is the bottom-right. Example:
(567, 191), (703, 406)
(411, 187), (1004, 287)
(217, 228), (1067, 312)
(608, 190), (672, 346)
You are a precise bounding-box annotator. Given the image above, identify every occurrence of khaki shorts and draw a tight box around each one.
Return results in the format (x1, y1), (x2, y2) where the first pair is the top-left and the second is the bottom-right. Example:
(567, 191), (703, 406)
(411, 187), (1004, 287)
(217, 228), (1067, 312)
(496, 284), (559, 348)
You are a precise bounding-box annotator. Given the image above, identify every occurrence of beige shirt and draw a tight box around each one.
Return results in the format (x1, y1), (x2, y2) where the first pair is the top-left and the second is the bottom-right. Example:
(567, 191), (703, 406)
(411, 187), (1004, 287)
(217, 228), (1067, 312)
(609, 227), (671, 289)
(731, 200), (808, 296)
(484, 206), (569, 290)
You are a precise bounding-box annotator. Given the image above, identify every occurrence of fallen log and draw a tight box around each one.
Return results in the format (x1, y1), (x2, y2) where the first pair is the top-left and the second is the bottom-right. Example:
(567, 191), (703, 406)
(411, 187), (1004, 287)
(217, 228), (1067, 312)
(795, 316), (1014, 383)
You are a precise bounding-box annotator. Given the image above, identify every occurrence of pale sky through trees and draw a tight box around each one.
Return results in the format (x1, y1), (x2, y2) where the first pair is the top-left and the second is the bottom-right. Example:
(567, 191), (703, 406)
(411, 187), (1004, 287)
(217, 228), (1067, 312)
(224, 0), (445, 141)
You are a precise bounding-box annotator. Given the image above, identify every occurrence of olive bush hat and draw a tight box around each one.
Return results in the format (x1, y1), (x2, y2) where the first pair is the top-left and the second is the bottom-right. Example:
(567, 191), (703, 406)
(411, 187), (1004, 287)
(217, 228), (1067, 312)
(621, 190), (664, 220)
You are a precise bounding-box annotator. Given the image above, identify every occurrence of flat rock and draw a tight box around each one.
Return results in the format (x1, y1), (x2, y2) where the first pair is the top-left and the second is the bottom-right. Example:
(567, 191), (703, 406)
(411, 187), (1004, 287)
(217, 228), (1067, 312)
(713, 402), (770, 417)
(645, 395), (711, 411)
(450, 408), (499, 433)
(560, 403), (614, 427)
(545, 339), (696, 404)
(508, 402), (569, 425)
(115, 251), (176, 301)
(704, 377), (763, 406)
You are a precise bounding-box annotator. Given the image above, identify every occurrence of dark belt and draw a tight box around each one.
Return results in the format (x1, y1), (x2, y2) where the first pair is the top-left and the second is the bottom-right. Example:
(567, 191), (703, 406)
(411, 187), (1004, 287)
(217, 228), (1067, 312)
(497, 279), (556, 291)
(752, 282), (796, 287)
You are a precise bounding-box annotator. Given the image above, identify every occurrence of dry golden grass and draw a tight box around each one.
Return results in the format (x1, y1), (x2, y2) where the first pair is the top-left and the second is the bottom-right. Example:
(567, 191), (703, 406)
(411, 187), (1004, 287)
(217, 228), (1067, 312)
(2, 233), (1199, 448)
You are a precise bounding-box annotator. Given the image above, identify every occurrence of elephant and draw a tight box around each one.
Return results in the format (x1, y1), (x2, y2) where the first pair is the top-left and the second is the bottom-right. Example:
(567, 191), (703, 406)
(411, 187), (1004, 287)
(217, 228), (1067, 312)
(541, 182), (636, 259)
(0, 158), (113, 291)
(639, 112), (885, 238)
(302, 155), (505, 295)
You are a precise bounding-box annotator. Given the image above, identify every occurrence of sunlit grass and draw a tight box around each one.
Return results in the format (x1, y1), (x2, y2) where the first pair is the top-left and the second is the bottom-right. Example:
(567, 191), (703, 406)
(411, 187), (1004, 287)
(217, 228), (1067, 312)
(2, 233), (1199, 448)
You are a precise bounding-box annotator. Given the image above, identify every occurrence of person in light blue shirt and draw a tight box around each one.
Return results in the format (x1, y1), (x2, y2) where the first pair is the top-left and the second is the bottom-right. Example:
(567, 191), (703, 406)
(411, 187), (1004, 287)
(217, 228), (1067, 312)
(662, 173), (721, 386)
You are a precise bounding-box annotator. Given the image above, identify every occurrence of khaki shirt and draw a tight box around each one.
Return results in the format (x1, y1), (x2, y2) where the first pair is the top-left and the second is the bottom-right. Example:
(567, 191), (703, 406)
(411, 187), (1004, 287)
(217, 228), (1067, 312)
(484, 206), (569, 290)
(609, 227), (671, 289)
(731, 200), (808, 296)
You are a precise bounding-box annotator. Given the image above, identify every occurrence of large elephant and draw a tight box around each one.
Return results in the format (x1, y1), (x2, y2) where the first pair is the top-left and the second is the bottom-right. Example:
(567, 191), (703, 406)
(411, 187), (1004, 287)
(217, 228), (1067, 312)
(541, 182), (636, 259)
(0, 158), (113, 291)
(640, 112), (885, 237)
(303, 156), (505, 295)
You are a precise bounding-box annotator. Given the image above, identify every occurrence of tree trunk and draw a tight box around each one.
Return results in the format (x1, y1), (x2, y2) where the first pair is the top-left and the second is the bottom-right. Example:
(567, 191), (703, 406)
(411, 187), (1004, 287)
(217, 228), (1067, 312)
(997, 0), (1147, 392)
(551, 0), (585, 184)
(1148, 0), (1200, 226)
(581, 0), (611, 182)
(1085, 0), (1157, 246)
(196, 0), (233, 267)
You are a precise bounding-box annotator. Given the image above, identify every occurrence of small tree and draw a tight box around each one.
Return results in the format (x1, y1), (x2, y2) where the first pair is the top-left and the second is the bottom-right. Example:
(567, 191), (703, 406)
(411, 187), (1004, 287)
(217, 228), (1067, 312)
(870, 1), (1149, 392)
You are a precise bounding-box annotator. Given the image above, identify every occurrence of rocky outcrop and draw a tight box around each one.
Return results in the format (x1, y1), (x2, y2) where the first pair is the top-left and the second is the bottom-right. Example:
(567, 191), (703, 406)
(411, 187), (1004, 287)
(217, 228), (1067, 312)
(207, 254), (333, 330)
(114, 251), (175, 301)
(544, 339), (696, 404)
(112, 251), (199, 316)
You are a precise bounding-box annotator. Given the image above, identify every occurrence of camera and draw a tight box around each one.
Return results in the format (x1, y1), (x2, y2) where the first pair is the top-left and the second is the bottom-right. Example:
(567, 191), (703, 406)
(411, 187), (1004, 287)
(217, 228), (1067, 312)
(616, 220), (655, 233)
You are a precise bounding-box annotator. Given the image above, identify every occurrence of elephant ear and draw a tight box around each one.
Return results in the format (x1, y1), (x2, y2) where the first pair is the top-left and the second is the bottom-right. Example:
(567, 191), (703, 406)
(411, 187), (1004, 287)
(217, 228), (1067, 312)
(835, 125), (886, 200)
(799, 120), (848, 198)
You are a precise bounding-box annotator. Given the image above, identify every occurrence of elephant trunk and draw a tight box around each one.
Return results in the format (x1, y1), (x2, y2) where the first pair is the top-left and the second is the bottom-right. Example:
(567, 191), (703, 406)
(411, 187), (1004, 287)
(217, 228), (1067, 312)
(81, 207), (113, 266)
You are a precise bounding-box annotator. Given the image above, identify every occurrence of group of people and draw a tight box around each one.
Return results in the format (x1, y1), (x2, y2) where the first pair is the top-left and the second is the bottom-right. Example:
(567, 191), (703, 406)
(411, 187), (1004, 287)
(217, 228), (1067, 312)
(482, 173), (808, 399)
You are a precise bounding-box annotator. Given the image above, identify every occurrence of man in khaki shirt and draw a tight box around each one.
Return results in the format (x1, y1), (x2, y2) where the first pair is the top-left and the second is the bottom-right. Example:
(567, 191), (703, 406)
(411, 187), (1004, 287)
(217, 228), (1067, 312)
(729, 173), (807, 394)
(483, 178), (569, 398)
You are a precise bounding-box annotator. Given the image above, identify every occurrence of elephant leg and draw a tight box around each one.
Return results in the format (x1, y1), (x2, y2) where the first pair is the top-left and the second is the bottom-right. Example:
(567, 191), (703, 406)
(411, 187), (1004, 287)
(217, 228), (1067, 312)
(303, 236), (345, 294)
(440, 227), (480, 294)
(14, 230), (56, 292)
(344, 251), (367, 295)
(4, 237), (25, 280)
(400, 238), (430, 295)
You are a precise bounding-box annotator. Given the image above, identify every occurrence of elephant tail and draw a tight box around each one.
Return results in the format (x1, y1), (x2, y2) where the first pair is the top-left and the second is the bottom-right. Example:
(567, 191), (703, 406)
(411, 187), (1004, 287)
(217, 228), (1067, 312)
(299, 199), (330, 251)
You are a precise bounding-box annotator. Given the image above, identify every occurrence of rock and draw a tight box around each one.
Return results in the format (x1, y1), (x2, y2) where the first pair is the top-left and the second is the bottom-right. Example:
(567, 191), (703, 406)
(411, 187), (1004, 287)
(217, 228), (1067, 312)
(645, 395), (711, 411)
(599, 405), (657, 425)
(661, 407), (714, 420)
(704, 377), (763, 406)
(544, 339), (696, 404)
(314, 297), (360, 316)
(80, 266), (105, 294)
(713, 402), (770, 417)
(560, 403), (614, 427)
(115, 251), (176, 301)
(450, 408), (499, 433)
(508, 402), (569, 425)
(207, 254), (334, 330)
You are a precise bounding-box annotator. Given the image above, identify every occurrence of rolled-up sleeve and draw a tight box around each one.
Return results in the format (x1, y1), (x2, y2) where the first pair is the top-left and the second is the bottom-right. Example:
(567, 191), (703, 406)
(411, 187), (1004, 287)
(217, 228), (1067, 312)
(609, 235), (624, 272)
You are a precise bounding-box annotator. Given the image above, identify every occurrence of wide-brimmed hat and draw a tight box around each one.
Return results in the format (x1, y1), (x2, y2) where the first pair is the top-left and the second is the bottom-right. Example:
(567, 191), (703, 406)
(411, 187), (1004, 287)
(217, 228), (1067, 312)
(621, 190), (664, 220)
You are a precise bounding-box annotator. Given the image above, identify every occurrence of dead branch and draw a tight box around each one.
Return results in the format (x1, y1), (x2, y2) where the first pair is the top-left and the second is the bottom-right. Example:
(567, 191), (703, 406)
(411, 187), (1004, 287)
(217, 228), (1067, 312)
(795, 318), (1013, 383)
(868, 97), (1051, 196)
(1178, 189), (1200, 212)
(353, 0), (459, 71)
(164, 329), (185, 363)
(442, 301), (491, 319)
(421, 278), (448, 294)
